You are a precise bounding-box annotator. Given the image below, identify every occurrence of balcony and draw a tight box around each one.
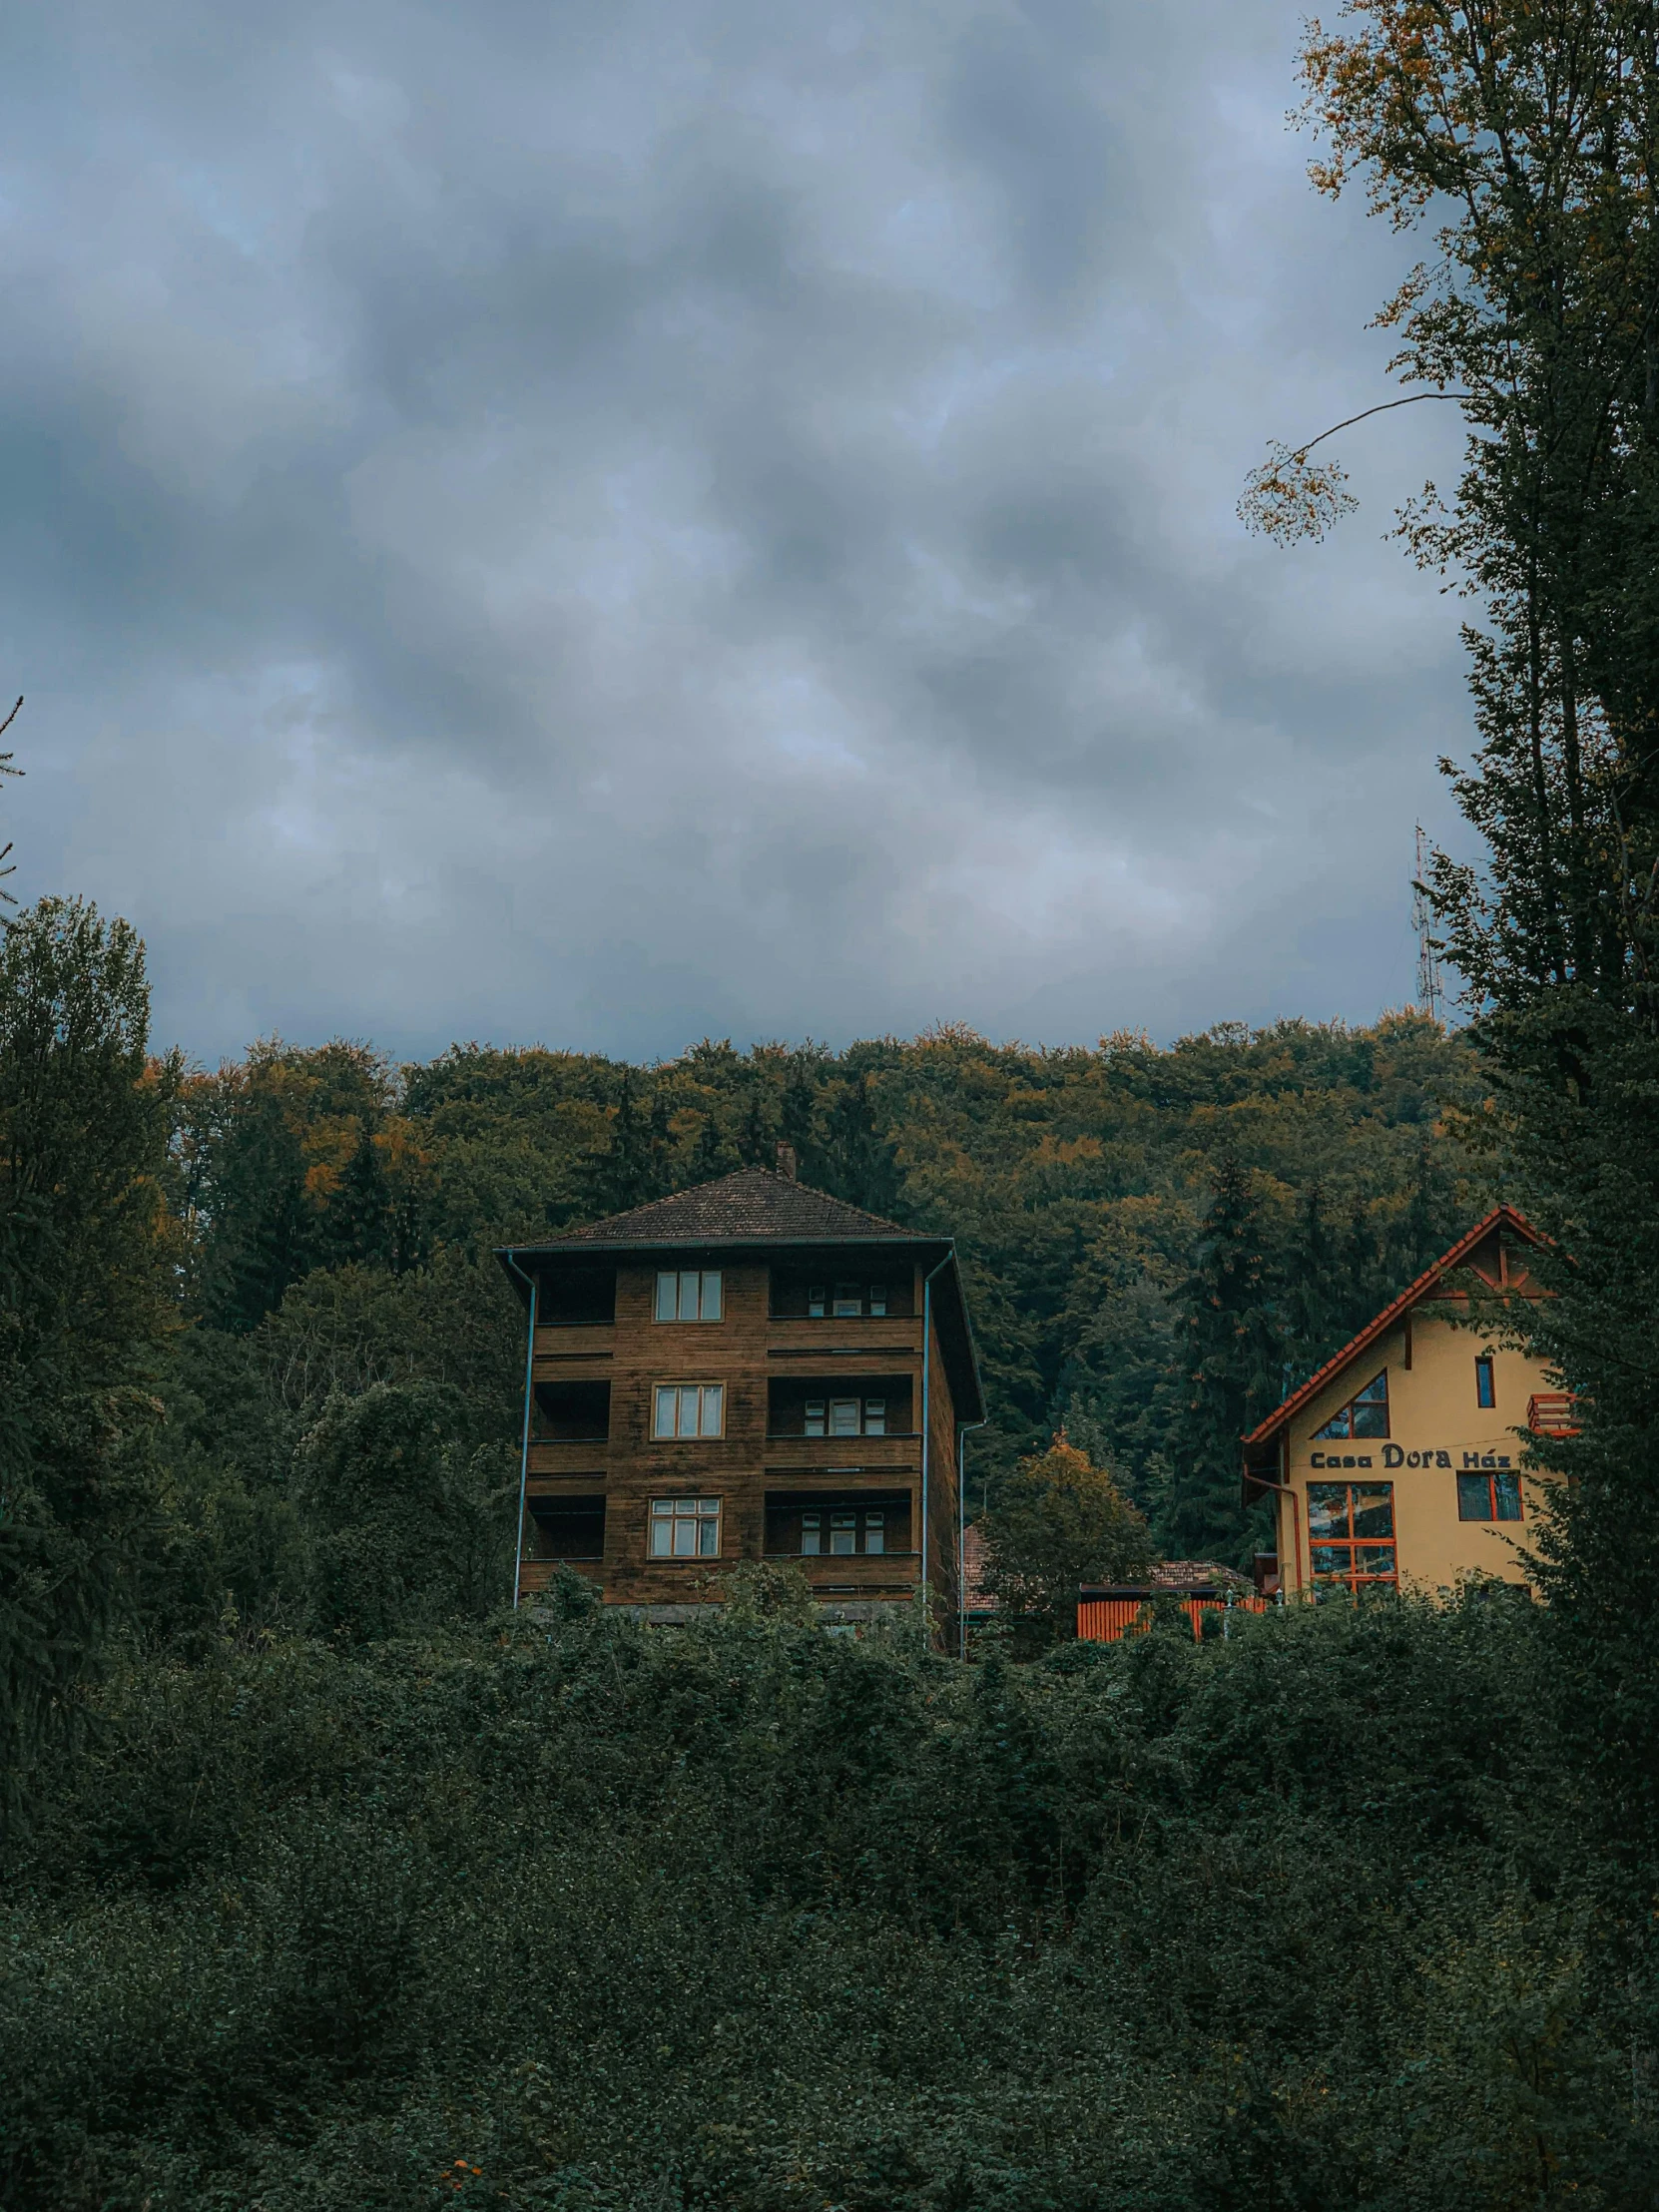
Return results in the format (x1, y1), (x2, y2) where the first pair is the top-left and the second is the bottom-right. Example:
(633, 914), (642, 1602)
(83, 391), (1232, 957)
(524, 1493), (605, 1561)
(533, 1321), (616, 1369)
(528, 1437), (610, 1475)
(766, 1487), (911, 1562)
(518, 1556), (603, 1595)
(766, 1319), (921, 1362)
(1527, 1391), (1579, 1437)
(790, 1552), (920, 1598)
(527, 1378), (610, 1480)
(768, 1375), (914, 1438)
(762, 1434), (919, 1473)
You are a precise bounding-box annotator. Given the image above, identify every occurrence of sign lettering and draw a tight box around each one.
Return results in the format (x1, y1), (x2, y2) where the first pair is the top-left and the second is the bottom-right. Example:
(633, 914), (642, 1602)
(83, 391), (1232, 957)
(1309, 1445), (1510, 1470)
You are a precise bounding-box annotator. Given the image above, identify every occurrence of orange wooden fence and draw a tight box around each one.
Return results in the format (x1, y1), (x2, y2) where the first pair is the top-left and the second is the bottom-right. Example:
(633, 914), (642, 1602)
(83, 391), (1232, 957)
(1076, 1594), (1273, 1643)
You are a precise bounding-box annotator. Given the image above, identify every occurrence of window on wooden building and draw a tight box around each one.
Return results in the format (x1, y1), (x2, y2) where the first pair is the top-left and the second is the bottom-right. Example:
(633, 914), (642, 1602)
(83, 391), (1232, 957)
(655, 1271), (723, 1323)
(766, 1491), (907, 1558)
(1308, 1481), (1397, 1590)
(806, 1283), (890, 1318)
(652, 1383), (725, 1438)
(804, 1396), (886, 1436)
(649, 1496), (721, 1558)
(1457, 1469), (1522, 1522)
(1313, 1371), (1389, 1441)
(1475, 1356), (1495, 1408)
(800, 1507), (886, 1556)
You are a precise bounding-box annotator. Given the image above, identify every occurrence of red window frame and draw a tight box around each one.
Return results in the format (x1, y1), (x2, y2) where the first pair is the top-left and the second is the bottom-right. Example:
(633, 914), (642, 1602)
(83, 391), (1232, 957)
(1307, 1480), (1397, 1591)
(1312, 1370), (1389, 1441)
(1456, 1469), (1522, 1522)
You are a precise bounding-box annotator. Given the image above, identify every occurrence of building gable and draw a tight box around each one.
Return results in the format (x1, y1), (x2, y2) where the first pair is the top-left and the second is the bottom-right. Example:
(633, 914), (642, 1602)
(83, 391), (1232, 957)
(1242, 1204), (1547, 1460)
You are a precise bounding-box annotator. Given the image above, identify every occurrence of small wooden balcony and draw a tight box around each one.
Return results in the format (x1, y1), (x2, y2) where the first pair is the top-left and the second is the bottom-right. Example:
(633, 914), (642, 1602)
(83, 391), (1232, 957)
(517, 1557), (603, 1596)
(1527, 1391), (1579, 1437)
(762, 1434), (920, 1474)
(528, 1437), (610, 1476)
(788, 1551), (920, 1599)
(765, 1318), (922, 1362)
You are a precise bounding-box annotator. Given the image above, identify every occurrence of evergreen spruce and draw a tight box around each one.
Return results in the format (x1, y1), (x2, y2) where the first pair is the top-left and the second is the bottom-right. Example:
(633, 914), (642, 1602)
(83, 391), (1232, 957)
(0, 897), (172, 1827)
(1160, 1154), (1278, 1564)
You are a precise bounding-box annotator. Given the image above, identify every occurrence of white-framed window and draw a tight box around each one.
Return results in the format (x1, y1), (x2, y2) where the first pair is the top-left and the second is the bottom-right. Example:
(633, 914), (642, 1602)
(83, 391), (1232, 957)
(801, 1507), (886, 1557)
(656, 1270), (723, 1323)
(804, 1395), (886, 1437)
(653, 1382), (725, 1438)
(649, 1496), (721, 1558)
(807, 1282), (889, 1319)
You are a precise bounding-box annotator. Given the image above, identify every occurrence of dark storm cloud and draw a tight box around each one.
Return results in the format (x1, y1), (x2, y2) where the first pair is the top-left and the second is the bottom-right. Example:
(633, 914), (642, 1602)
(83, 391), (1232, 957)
(1, 0), (1473, 1062)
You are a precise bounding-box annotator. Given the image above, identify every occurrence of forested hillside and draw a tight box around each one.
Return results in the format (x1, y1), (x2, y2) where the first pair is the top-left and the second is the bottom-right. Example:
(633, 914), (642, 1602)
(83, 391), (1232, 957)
(147, 1011), (1482, 1643)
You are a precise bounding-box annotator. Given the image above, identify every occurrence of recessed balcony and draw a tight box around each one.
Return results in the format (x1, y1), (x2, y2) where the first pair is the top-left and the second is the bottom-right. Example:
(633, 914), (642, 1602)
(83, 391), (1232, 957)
(767, 1377), (914, 1437)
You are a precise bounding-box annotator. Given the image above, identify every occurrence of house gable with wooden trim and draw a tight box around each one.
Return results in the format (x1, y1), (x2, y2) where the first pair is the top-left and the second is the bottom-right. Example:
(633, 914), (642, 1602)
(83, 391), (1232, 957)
(1242, 1206), (1567, 1598)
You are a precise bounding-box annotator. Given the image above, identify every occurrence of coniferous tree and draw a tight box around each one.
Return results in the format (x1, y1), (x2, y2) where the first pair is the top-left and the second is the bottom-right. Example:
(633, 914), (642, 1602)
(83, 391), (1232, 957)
(323, 1125), (393, 1271)
(738, 1083), (773, 1168)
(688, 1107), (735, 1185)
(1281, 1181), (1338, 1392)
(779, 1058), (822, 1181)
(0, 897), (173, 1824)
(820, 1071), (901, 1217)
(577, 1068), (658, 1219)
(1160, 1155), (1279, 1564)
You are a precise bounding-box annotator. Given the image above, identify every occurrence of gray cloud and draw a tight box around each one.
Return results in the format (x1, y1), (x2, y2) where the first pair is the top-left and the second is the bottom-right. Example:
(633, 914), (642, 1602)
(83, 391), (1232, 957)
(2, 0), (1475, 1063)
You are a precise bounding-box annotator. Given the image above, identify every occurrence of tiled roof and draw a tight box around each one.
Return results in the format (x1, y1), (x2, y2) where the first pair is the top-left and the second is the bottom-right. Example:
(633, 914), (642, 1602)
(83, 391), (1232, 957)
(1242, 1203), (1546, 1451)
(533, 1165), (919, 1248)
(969, 1533), (1247, 1607)
(962, 1523), (995, 1612)
(1149, 1558), (1251, 1594)
(1079, 1559), (1252, 1597)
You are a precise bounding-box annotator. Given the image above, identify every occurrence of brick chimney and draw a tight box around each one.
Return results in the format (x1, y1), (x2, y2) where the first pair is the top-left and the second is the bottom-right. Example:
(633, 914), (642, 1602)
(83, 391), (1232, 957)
(775, 1141), (798, 1181)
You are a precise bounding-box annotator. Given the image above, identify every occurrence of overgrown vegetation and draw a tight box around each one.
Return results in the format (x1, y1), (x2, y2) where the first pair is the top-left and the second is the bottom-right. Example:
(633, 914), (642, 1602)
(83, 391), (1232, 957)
(5, 1585), (1651, 2210)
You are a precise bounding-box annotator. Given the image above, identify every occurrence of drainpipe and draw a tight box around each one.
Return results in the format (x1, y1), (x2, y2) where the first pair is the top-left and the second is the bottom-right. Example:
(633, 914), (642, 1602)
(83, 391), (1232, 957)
(1247, 1432), (1303, 1598)
(918, 1253), (952, 1622)
(956, 1413), (988, 1659)
(504, 1252), (539, 1610)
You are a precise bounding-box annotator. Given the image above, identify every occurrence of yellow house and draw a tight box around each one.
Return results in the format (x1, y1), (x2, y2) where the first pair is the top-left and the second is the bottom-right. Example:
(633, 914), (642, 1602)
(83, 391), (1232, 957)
(1242, 1206), (1571, 1597)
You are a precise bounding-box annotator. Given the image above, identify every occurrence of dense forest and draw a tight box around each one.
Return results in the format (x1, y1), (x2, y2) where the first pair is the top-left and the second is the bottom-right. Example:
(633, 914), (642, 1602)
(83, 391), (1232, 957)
(140, 1006), (1485, 1652)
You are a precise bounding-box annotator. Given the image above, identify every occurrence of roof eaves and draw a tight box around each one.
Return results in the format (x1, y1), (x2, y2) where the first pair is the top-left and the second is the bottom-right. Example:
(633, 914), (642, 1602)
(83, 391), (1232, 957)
(500, 1228), (944, 1256)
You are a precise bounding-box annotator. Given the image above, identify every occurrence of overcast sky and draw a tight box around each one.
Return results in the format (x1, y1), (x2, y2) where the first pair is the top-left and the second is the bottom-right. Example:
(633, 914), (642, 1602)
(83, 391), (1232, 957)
(2, 0), (1476, 1066)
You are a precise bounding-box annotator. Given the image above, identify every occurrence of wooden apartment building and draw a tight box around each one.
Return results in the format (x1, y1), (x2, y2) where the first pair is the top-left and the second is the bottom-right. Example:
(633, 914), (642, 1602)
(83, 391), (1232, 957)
(497, 1156), (984, 1630)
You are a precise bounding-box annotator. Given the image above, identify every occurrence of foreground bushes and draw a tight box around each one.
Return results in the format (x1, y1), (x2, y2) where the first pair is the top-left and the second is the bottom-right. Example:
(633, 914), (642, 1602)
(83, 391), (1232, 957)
(1, 1588), (1651, 2210)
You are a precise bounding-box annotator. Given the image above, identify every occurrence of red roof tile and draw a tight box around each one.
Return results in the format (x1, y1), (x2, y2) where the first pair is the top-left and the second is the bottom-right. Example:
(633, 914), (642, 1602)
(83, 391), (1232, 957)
(962, 1523), (995, 1611)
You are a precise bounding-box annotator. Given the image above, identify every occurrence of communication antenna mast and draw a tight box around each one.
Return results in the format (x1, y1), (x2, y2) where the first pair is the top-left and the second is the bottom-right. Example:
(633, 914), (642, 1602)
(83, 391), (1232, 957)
(1412, 823), (1442, 1022)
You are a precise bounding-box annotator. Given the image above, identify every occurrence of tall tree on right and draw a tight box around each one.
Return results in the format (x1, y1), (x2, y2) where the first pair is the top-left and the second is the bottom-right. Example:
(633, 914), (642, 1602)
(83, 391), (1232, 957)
(1278, 5), (1659, 1880)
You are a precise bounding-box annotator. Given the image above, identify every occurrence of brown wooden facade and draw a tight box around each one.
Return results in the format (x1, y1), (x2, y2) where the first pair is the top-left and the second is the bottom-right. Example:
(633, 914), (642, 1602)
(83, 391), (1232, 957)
(497, 1163), (984, 1634)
